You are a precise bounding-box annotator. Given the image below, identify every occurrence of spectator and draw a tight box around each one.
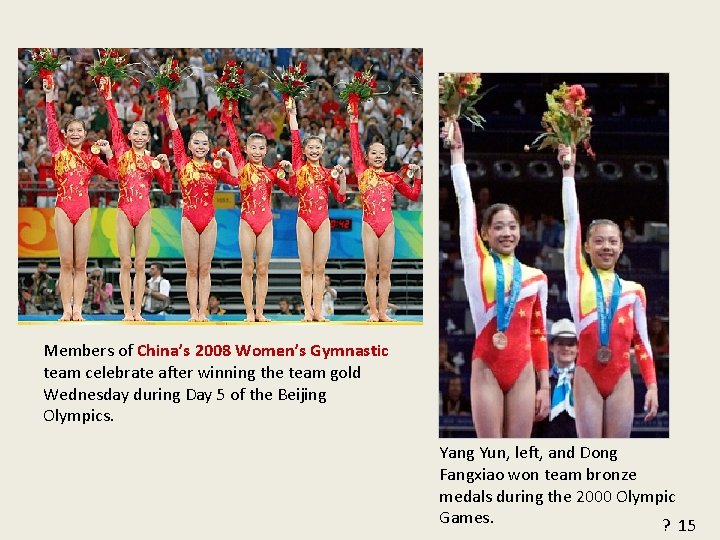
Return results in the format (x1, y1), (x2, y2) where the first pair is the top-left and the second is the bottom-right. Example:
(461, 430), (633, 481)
(648, 316), (669, 358)
(321, 275), (337, 318)
(143, 262), (171, 315)
(206, 294), (226, 315)
(21, 260), (57, 314)
(84, 268), (116, 314)
(532, 319), (578, 438)
(623, 216), (638, 243)
(278, 296), (293, 315)
(442, 377), (471, 416)
(439, 337), (459, 375)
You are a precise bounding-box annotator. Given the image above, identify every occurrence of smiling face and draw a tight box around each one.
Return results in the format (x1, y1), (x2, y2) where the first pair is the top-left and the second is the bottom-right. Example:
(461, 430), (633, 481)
(481, 206), (520, 256)
(246, 135), (267, 165)
(585, 222), (623, 271)
(303, 137), (323, 164)
(551, 337), (578, 368)
(128, 122), (150, 151)
(367, 142), (387, 170)
(64, 120), (86, 149)
(187, 131), (210, 160)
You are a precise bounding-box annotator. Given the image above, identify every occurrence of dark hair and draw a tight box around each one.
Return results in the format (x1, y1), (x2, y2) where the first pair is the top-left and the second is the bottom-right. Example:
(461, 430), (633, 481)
(247, 132), (267, 144)
(189, 129), (209, 141)
(151, 262), (165, 275)
(481, 203), (520, 232)
(302, 135), (323, 148)
(62, 118), (86, 132)
(586, 219), (621, 240)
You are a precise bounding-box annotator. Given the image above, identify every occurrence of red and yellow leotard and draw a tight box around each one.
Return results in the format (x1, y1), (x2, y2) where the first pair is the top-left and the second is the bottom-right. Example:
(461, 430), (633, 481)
(562, 176), (656, 398)
(171, 128), (239, 234)
(452, 163), (549, 392)
(350, 123), (422, 237)
(223, 117), (292, 235)
(290, 129), (346, 233)
(106, 97), (171, 227)
(46, 101), (118, 225)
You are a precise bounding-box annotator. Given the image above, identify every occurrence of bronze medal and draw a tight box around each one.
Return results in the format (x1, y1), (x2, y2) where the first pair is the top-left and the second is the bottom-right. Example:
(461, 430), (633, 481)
(151, 159), (161, 170)
(596, 346), (612, 364)
(213, 159), (222, 169)
(492, 332), (508, 350)
(330, 169), (340, 179)
(90, 144), (101, 155)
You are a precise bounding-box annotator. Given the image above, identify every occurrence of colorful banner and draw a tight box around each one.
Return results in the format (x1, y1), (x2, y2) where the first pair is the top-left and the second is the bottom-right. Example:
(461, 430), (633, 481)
(18, 208), (423, 260)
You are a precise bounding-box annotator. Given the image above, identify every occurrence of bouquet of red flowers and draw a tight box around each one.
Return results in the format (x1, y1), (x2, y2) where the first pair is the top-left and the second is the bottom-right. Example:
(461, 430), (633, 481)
(439, 73), (486, 147)
(271, 62), (309, 109)
(28, 48), (67, 86)
(87, 48), (136, 86)
(526, 83), (595, 168)
(215, 61), (252, 122)
(339, 70), (377, 116)
(147, 56), (192, 109)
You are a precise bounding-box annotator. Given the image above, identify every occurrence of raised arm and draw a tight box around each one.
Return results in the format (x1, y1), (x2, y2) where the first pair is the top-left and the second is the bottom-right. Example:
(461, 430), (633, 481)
(221, 115), (247, 169)
(101, 76), (129, 156)
(448, 120), (489, 327)
(288, 108), (303, 197)
(560, 145), (584, 323)
(164, 99), (188, 170)
(43, 78), (62, 156)
(349, 117), (367, 177)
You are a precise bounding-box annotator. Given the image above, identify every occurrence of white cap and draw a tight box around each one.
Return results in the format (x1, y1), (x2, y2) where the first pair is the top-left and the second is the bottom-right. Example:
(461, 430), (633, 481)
(550, 318), (577, 340)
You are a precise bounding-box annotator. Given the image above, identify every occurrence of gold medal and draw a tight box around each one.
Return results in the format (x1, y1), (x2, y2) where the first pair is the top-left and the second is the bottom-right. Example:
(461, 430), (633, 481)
(596, 346), (612, 364)
(492, 332), (507, 350)
(276, 169), (286, 179)
(90, 144), (101, 155)
(151, 159), (161, 170)
(330, 169), (340, 179)
(213, 159), (222, 169)
(406, 168), (415, 179)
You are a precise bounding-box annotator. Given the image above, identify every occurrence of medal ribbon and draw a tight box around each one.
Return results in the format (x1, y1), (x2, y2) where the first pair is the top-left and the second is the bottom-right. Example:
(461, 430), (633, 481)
(491, 252), (522, 333)
(591, 268), (621, 347)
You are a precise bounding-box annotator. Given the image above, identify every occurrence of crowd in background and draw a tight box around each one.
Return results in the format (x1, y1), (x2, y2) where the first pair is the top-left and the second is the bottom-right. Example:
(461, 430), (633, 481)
(18, 48), (424, 210)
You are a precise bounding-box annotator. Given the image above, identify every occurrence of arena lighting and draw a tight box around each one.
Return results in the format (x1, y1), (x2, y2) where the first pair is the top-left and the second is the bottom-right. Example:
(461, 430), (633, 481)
(493, 159), (520, 180)
(596, 160), (623, 182)
(527, 160), (554, 180)
(466, 159), (487, 179)
(633, 161), (659, 182)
